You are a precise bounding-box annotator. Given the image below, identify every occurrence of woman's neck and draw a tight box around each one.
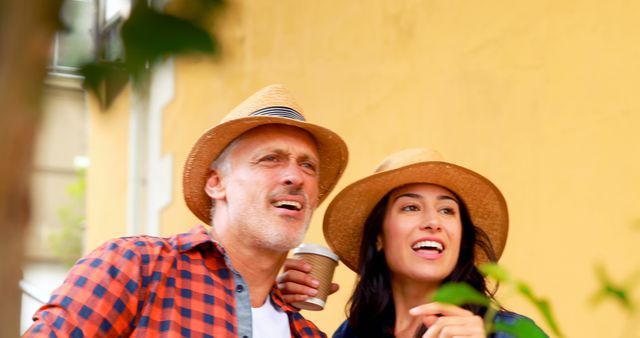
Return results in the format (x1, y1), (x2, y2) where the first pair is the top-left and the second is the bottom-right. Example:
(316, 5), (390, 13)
(391, 276), (439, 338)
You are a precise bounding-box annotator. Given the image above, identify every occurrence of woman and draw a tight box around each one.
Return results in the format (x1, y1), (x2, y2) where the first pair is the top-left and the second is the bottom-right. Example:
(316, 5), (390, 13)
(278, 148), (546, 338)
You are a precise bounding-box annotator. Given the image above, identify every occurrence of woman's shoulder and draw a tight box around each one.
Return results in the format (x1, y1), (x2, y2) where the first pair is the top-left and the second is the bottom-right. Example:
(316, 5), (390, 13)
(332, 320), (357, 338)
(332, 312), (547, 338)
(493, 311), (548, 338)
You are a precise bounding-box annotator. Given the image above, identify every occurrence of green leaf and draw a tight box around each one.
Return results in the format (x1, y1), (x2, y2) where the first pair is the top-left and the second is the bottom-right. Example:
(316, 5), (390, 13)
(479, 263), (512, 283)
(121, 4), (216, 80)
(80, 61), (129, 109)
(80, 1), (223, 109)
(48, 168), (86, 267)
(516, 282), (564, 337)
(432, 282), (490, 307)
(591, 264), (634, 312)
(494, 317), (548, 338)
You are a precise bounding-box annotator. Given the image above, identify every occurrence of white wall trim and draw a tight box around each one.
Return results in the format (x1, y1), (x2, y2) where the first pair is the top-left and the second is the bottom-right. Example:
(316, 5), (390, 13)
(126, 59), (175, 236)
(146, 59), (175, 235)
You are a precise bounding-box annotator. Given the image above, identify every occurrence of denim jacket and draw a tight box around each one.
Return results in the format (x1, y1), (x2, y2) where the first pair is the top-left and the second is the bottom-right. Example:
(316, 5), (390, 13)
(333, 311), (548, 338)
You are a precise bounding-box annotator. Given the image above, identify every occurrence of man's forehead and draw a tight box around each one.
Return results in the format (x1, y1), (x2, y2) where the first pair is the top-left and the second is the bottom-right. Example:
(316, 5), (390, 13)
(239, 125), (317, 148)
(227, 125), (318, 157)
(242, 124), (314, 138)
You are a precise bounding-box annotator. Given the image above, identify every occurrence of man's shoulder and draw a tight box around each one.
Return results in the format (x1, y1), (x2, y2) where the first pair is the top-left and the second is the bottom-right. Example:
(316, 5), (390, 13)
(95, 226), (208, 253)
(96, 233), (172, 253)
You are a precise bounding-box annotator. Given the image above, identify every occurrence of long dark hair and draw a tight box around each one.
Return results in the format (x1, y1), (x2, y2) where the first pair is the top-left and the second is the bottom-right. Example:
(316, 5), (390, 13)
(347, 188), (499, 337)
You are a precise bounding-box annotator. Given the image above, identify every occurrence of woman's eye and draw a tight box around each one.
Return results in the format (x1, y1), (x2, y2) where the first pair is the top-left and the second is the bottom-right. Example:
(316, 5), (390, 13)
(439, 207), (455, 215)
(401, 205), (420, 212)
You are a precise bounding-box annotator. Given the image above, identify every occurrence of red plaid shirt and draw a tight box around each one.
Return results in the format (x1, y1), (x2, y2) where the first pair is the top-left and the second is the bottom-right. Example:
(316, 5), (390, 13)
(24, 226), (326, 338)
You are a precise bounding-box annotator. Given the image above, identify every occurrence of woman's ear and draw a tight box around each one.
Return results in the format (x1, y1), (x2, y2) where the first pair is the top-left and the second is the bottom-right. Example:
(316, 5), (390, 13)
(204, 170), (226, 200)
(376, 235), (383, 251)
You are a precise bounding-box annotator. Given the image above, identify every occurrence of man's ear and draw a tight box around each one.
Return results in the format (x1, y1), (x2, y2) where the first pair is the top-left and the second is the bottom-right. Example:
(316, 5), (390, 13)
(204, 170), (226, 200)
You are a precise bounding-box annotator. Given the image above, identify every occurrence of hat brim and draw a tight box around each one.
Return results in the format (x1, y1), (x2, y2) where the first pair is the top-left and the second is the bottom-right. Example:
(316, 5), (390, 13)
(323, 161), (508, 272)
(183, 115), (348, 224)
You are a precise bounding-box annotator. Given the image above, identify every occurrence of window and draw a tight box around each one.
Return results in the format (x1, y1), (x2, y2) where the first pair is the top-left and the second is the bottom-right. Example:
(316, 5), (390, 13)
(98, 0), (131, 62)
(49, 0), (132, 75)
(49, 0), (97, 74)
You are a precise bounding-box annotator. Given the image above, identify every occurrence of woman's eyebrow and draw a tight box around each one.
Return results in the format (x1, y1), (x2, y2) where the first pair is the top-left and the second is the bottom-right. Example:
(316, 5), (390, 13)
(437, 195), (460, 204)
(392, 192), (459, 204)
(393, 192), (423, 202)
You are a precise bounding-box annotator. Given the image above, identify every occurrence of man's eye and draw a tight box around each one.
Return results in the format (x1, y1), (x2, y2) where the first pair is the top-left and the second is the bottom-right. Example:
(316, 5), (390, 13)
(301, 162), (317, 172)
(261, 155), (279, 162)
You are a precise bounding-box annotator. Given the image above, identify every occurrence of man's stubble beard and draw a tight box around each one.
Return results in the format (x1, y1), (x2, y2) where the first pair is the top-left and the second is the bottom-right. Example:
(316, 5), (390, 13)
(212, 202), (314, 253)
(237, 211), (312, 252)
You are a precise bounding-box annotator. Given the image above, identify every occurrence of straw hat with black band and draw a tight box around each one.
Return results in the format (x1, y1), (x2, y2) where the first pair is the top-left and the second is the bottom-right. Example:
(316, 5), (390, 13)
(323, 148), (508, 272)
(183, 84), (349, 224)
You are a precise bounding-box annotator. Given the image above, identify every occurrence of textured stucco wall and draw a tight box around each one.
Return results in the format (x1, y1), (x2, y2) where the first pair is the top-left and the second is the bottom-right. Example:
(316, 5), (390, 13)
(88, 1), (640, 336)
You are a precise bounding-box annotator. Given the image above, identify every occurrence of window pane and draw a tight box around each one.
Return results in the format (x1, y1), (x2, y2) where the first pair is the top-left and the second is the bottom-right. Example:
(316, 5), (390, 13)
(55, 0), (97, 69)
(106, 0), (131, 23)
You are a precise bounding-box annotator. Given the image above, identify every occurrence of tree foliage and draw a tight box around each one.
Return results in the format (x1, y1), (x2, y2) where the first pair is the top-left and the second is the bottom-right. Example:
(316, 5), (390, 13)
(81, 0), (224, 108)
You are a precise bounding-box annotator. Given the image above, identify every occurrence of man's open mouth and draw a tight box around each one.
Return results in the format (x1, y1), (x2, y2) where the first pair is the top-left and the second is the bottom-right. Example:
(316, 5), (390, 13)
(272, 200), (302, 211)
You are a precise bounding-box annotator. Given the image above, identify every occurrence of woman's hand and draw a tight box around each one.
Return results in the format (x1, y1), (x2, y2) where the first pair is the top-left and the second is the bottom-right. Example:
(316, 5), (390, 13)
(409, 302), (485, 338)
(276, 258), (340, 305)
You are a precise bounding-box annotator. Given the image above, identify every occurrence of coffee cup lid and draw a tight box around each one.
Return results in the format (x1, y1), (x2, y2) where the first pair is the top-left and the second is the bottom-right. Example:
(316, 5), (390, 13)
(292, 243), (340, 262)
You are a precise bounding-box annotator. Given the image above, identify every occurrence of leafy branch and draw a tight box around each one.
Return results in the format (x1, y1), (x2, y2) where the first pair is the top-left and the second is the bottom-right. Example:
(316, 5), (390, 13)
(81, 0), (224, 109)
(432, 263), (562, 337)
(591, 263), (640, 312)
(589, 221), (640, 337)
(47, 167), (86, 267)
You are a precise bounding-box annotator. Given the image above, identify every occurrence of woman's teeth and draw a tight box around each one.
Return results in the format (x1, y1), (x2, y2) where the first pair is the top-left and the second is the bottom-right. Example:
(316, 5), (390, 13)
(412, 240), (443, 253)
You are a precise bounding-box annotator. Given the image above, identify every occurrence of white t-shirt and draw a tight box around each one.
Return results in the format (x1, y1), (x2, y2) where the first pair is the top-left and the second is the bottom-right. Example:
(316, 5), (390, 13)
(251, 298), (290, 338)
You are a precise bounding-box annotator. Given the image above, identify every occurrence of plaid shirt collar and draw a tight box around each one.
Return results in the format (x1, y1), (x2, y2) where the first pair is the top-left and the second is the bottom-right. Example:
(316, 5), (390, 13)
(176, 225), (300, 313)
(175, 225), (226, 255)
(270, 286), (300, 312)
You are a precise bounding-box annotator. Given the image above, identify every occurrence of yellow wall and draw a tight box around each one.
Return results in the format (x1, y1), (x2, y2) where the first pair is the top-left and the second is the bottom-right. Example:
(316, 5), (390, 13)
(86, 87), (131, 246)
(88, 1), (640, 337)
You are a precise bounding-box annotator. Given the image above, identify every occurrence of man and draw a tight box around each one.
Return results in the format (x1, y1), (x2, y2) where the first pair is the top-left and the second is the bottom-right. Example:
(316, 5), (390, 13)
(24, 84), (349, 337)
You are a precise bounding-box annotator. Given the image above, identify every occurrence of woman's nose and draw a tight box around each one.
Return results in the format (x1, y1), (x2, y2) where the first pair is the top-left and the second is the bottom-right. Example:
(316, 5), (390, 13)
(421, 215), (442, 231)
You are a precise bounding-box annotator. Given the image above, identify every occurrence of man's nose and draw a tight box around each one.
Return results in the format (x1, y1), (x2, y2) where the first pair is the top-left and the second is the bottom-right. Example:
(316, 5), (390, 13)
(280, 161), (304, 186)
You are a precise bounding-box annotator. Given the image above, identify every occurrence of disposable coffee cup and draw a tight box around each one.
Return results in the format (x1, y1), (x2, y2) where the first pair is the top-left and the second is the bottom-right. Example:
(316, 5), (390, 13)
(290, 243), (339, 311)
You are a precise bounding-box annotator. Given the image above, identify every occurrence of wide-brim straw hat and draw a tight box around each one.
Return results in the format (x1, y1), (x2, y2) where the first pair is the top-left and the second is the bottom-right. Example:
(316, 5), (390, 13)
(324, 148), (508, 272)
(183, 84), (349, 224)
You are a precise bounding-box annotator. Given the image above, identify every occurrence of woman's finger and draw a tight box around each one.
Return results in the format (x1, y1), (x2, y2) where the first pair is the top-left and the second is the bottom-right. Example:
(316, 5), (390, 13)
(421, 315), (484, 338)
(276, 258), (321, 298)
(329, 282), (340, 295)
(277, 258), (317, 287)
(409, 302), (474, 317)
(428, 315), (483, 328)
(276, 268), (319, 286)
(282, 257), (313, 273)
(276, 278), (319, 295)
(421, 315), (440, 328)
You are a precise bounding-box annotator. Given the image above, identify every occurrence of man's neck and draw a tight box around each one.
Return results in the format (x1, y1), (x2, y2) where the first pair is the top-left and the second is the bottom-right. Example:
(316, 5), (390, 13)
(210, 228), (288, 307)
